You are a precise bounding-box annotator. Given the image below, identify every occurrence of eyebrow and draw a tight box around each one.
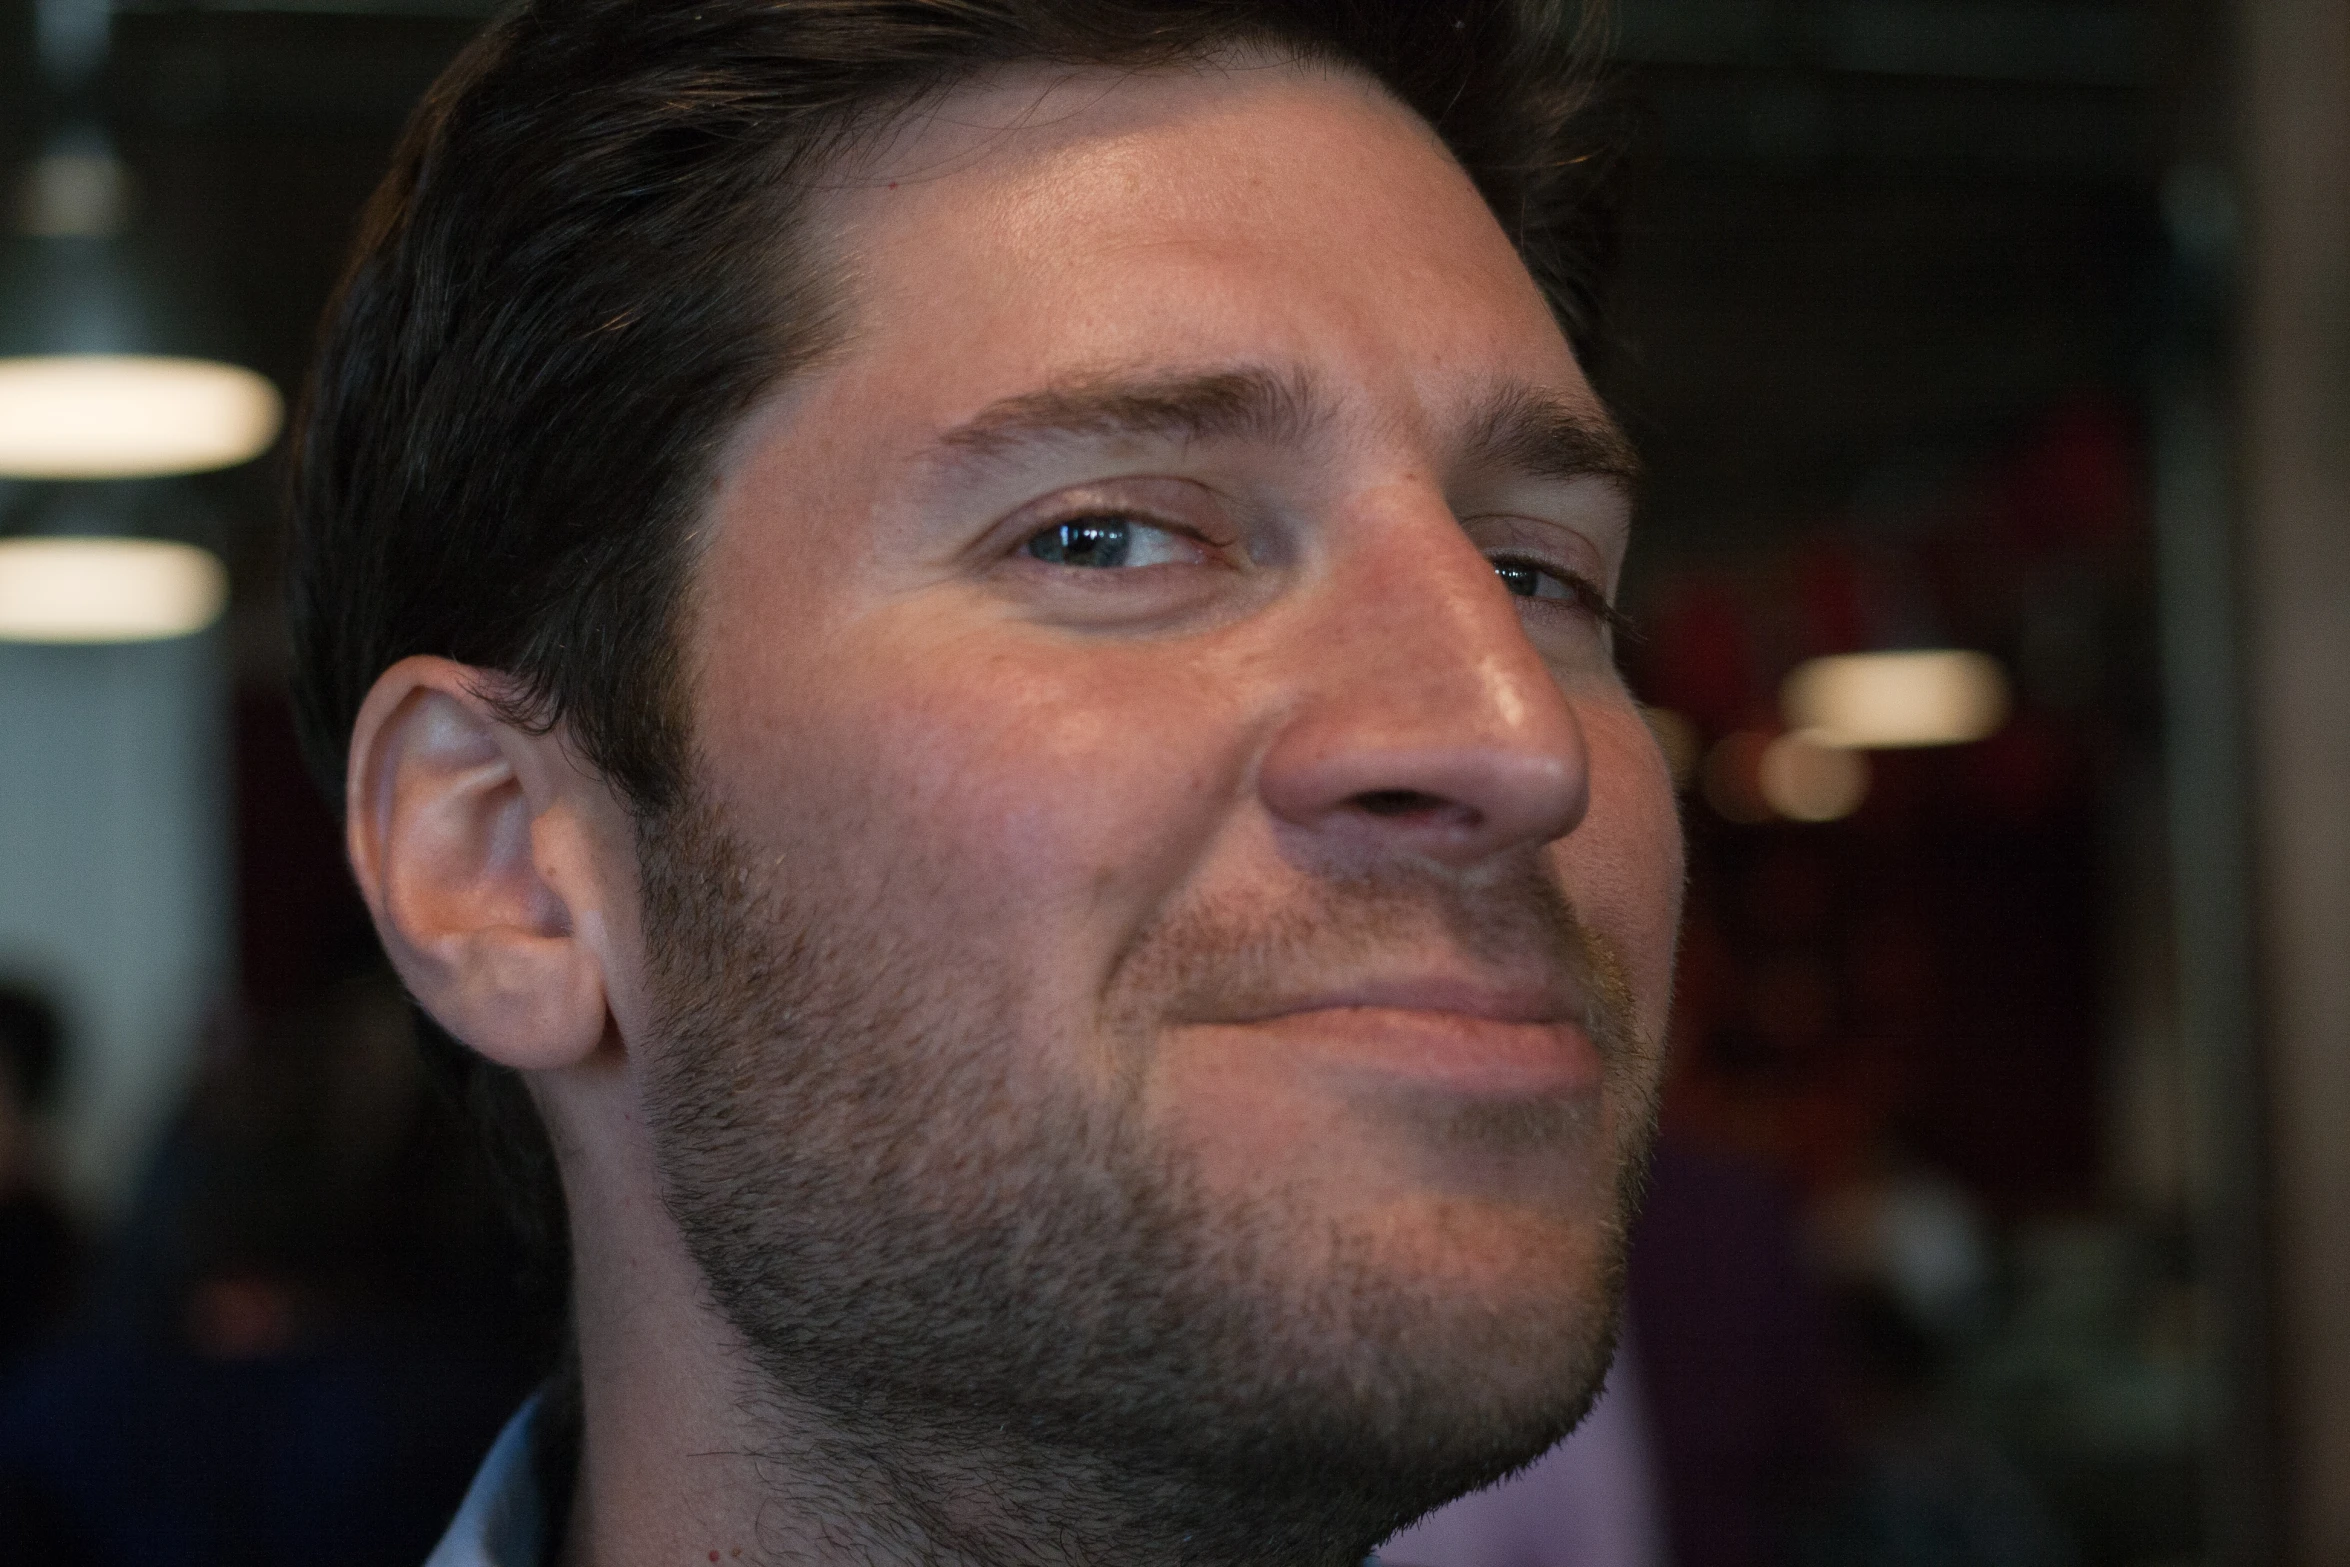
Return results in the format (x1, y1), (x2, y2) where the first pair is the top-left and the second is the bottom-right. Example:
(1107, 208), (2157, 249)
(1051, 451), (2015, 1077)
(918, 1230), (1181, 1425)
(1460, 381), (1644, 493)
(934, 366), (1321, 469)
(928, 364), (1640, 490)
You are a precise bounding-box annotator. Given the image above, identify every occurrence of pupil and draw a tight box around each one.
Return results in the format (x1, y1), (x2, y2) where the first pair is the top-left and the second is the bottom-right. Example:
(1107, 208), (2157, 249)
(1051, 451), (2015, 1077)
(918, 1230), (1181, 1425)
(1033, 518), (1132, 568)
(1495, 560), (1540, 597)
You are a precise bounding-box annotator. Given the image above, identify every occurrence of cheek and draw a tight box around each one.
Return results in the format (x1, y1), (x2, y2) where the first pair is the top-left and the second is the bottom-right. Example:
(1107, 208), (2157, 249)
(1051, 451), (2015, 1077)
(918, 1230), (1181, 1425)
(706, 617), (1249, 998)
(1556, 703), (1685, 1036)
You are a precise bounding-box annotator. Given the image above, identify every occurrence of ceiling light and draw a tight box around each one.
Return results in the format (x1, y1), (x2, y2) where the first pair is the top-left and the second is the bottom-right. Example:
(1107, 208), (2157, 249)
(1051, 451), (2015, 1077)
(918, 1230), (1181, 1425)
(0, 536), (228, 643)
(15, 148), (130, 238)
(1781, 649), (2010, 749)
(1758, 730), (1871, 821)
(0, 356), (282, 479)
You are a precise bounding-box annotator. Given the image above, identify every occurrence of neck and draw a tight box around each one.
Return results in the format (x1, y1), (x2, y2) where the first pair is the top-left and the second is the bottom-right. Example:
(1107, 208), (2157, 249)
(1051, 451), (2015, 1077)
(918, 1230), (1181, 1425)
(563, 1382), (1336, 1567)
(561, 1287), (1379, 1567)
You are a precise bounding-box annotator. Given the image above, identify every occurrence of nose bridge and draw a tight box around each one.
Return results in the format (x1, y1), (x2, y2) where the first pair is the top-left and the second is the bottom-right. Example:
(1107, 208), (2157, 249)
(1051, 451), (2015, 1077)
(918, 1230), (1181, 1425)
(1383, 521), (1535, 708)
(1323, 490), (1570, 741)
(1257, 488), (1591, 864)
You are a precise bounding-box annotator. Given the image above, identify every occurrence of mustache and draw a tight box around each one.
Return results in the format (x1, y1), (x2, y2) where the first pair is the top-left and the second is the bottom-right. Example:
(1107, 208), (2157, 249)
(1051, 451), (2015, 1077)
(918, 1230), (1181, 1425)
(1102, 860), (1644, 1064)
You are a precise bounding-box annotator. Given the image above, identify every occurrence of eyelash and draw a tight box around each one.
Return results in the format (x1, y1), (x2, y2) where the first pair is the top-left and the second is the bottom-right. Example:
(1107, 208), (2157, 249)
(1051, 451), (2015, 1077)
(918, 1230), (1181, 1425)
(1016, 516), (1633, 638)
(1488, 554), (1635, 639)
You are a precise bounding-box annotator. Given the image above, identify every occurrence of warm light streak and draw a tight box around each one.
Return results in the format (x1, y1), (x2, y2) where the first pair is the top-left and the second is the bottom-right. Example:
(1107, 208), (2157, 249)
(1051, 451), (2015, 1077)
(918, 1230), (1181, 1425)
(0, 356), (282, 478)
(1781, 650), (2010, 749)
(0, 536), (227, 642)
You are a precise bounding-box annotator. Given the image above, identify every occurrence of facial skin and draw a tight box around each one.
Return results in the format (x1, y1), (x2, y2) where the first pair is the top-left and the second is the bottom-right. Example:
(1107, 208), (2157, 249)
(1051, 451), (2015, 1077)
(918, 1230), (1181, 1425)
(346, 53), (1682, 1567)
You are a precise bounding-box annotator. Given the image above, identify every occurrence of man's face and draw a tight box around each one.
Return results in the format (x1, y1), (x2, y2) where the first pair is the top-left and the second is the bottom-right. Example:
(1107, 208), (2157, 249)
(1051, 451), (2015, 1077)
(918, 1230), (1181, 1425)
(631, 56), (1683, 1544)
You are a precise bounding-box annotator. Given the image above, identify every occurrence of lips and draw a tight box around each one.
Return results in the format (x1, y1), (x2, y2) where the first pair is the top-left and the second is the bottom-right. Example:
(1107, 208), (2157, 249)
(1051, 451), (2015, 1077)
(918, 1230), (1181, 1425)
(1234, 974), (1579, 1027)
(1198, 975), (1603, 1100)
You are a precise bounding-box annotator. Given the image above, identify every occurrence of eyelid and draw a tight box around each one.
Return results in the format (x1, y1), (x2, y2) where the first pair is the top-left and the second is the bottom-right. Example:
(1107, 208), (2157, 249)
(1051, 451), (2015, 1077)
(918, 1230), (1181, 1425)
(1464, 512), (1609, 579)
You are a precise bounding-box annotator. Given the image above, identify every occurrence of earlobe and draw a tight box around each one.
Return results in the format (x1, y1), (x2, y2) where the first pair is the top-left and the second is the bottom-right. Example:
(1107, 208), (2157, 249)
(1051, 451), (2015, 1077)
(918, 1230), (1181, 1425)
(346, 656), (619, 1073)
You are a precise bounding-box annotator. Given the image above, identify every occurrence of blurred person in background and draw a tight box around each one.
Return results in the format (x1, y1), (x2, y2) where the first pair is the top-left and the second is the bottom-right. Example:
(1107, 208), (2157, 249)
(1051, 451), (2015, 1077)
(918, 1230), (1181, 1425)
(0, 982), (80, 1373)
(0, 974), (556, 1567)
(286, 1), (1688, 1564)
(1802, 1142), (2071, 1567)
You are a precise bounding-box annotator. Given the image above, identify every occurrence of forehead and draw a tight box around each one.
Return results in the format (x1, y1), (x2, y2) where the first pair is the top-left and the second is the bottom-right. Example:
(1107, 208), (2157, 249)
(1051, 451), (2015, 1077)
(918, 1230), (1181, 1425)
(788, 55), (1590, 441)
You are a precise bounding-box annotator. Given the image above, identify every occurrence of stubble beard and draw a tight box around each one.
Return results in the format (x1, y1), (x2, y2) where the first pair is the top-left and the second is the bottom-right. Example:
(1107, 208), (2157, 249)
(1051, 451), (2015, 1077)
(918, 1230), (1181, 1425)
(636, 789), (1663, 1567)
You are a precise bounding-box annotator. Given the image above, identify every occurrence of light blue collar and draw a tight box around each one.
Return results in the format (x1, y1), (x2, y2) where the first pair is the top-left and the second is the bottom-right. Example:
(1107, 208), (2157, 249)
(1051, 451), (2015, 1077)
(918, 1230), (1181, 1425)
(424, 1396), (548, 1567)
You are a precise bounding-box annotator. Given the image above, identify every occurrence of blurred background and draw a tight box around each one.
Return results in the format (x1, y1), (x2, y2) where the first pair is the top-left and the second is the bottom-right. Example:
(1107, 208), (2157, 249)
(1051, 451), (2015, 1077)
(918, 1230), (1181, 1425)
(0, 0), (2342, 1564)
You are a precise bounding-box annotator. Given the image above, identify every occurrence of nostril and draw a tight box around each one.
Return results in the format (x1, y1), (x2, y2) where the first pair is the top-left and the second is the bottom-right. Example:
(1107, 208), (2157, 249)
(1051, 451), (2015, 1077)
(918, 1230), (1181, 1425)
(1353, 788), (1460, 821)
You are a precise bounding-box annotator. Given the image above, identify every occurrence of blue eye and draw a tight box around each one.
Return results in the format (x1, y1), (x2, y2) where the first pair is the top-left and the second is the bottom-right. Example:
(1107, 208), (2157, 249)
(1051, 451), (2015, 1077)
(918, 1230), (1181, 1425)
(1023, 515), (1210, 570)
(1494, 556), (1592, 603)
(1028, 518), (1134, 568)
(1493, 556), (1622, 627)
(1494, 559), (1548, 599)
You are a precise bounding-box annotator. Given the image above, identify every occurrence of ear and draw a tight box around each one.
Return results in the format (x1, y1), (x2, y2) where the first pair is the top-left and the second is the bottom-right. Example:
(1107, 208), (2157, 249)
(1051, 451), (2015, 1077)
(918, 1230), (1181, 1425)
(345, 656), (629, 1073)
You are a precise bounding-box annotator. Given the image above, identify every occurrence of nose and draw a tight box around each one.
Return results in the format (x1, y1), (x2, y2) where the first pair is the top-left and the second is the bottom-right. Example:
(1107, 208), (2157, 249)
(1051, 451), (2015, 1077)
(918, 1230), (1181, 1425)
(1256, 500), (1592, 870)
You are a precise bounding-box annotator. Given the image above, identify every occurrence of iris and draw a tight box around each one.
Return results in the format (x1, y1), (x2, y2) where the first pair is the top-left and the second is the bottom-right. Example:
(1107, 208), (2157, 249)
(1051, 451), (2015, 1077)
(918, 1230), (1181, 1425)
(1028, 518), (1133, 568)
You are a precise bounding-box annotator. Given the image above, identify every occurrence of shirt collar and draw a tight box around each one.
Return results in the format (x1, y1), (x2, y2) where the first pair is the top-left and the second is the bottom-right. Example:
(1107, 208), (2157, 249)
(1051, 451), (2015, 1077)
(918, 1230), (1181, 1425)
(425, 1396), (549, 1567)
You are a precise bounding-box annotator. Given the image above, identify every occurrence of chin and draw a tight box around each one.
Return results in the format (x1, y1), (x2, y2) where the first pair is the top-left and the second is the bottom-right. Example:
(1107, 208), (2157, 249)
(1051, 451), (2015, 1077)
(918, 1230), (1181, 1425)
(1161, 1179), (1628, 1463)
(1157, 1229), (1627, 1561)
